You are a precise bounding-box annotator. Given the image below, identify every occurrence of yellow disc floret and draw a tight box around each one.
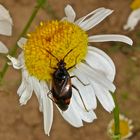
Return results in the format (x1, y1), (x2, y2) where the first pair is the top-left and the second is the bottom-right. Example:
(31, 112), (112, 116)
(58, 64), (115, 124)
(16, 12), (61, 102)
(111, 120), (131, 138)
(24, 20), (88, 80)
(131, 0), (140, 10)
(108, 115), (133, 140)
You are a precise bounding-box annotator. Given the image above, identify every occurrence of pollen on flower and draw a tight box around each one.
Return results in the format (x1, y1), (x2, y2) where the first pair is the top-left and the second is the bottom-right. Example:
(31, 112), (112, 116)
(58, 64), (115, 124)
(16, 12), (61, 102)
(23, 20), (88, 80)
(131, 0), (140, 10)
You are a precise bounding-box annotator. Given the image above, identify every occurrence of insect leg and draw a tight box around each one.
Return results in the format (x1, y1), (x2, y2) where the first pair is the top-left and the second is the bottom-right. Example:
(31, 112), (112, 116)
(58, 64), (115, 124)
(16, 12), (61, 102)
(72, 84), (89, 112)
(66, 64), (76, 71)
(71, 75), (89, 86)
(47, 90), (55, 103)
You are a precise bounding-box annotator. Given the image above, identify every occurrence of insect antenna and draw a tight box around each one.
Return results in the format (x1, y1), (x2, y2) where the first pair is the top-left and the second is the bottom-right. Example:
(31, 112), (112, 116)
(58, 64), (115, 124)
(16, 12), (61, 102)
(62, 38), (77, 62)
(45, 49), (59, 62)
(62, 49), (74, 61)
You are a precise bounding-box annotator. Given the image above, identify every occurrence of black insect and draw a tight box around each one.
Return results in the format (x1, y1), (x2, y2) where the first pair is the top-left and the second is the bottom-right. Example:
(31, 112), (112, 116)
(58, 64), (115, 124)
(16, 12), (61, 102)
(47, 49), (88, 111)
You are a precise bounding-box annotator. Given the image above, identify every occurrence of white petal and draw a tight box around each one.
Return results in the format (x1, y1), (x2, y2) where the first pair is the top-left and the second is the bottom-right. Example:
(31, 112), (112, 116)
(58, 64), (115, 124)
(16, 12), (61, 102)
(123, 8), (140, 31)
(71, 71), (97, 110)
(30, 78), (53, 135)
(0, 5), (12, 36)
(19, 85), (33, 105)
(7, 55), (23, 69)
(79, 110), (97, 123)
(0, 20), (12, 36)
(88, 34), (133, 45)
(85, 46), (115, 81)
(18, 52), (24, 66)
(0, 41), (8, 53)
(17, 69), (28, 97)
(38, 81), (53, 136)
(59, 95), (83, 127)
(30, 77), (43, 112)
(0, 4), (12, 24)
(31, 77), (50, 114)
(78, 8), (113, 31)
(72, 92), (97, 123)
(18, 71), (33, 105)
(64, 5), (76, 22)
(75, 7), (105, 25)
(76, 62), (116, 92)
(42, 96), (53, 136)
(71, 70), (90, 85)
(17, 37), (27, 48)
(88, 46), (115, 74)
(91, 83), (115, 112)
(17, 80), (25, 97)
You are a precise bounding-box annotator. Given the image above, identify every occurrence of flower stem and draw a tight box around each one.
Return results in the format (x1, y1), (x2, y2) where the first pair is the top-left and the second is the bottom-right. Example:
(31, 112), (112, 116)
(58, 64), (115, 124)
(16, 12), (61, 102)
(0, 4), (42, 83)
(112, 93), (121, 140)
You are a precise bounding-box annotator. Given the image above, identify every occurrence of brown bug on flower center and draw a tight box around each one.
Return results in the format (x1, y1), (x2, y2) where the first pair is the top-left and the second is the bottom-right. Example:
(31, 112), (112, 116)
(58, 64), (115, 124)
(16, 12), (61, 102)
(47, 49), (89, 111)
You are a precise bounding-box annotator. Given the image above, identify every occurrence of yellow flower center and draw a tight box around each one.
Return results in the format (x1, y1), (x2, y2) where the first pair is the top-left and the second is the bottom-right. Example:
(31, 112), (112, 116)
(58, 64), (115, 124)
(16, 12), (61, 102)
(111, 118), (132, 139)
(24, 20), (88, 80)
(131, 0), (140, 10)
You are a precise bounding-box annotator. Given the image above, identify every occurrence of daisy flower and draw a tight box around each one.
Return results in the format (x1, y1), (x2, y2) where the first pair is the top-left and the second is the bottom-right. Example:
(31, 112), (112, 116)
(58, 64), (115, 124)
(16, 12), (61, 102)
(0, 4), (13, 53)
(124, 0), (140, 31)
(8, 5), (132, 135)
(108, 114), (133, 140)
